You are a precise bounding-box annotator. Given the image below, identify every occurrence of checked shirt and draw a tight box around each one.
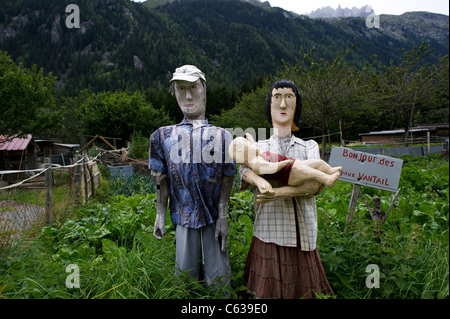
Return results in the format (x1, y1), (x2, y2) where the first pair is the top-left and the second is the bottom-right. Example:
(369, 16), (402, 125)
(240, 135), (321, 251)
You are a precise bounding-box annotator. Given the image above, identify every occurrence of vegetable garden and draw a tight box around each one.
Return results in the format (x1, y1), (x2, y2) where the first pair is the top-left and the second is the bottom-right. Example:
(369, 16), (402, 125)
(0, 154), (448, 299)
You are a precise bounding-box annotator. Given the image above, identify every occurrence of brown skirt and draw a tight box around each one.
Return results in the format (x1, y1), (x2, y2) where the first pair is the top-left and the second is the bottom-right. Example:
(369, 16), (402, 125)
(244, 236), (334, 299)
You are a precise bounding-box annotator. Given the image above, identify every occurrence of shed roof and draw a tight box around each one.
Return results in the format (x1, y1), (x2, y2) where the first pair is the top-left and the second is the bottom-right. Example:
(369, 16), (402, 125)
(359, 128), (434, 136)
(53, 143), (80, 149)
(0, 134), (34, 151)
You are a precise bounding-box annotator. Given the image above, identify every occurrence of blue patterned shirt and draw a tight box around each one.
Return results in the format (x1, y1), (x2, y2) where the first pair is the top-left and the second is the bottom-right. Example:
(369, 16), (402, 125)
(149, 118), (237, 229)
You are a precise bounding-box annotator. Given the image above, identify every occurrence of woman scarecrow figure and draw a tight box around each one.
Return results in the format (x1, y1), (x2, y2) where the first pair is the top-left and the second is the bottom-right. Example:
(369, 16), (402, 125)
(239, 79), (334, 299)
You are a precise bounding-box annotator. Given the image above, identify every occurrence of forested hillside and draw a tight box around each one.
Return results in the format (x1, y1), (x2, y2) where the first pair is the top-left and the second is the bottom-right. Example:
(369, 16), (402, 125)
(0, 0), (448, 145)
(1, 0), (448, 95)
(1, 0), (211, 95)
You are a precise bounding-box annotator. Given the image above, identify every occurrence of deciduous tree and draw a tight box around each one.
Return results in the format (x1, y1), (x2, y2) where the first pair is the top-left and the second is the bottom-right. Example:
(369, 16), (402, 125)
(0, 50), (60, 142)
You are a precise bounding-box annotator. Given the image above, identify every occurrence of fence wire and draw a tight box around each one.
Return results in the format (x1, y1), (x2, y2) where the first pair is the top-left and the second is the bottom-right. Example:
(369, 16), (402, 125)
(0, 172), (47, 248)
(0, 154), (98, 249)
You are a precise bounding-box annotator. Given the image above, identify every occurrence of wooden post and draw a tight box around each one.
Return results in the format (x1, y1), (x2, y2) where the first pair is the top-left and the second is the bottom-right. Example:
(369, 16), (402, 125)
(346, 184), (360, 223)
(44, 157), (53, 226)
(4, 151), (11, 184)
(73, 155), (83, 205)
(344, 184), (360, 234)
(85, 158), (93, 199)
(82, 153), (88, 203)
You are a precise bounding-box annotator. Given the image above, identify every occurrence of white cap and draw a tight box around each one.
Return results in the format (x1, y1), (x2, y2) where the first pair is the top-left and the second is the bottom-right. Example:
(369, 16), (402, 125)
(170, 65), (206, 83)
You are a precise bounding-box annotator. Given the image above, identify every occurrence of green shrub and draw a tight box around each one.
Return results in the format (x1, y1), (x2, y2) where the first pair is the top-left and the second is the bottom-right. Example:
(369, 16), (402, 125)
(128, 131), (150, 160)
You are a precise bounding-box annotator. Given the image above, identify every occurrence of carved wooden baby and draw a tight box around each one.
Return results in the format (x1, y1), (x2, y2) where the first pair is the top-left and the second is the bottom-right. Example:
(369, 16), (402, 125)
(229, 133), (342, 197)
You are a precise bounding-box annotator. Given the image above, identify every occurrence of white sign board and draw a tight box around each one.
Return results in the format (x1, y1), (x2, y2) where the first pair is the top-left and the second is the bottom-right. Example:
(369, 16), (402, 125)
(328, 147), (403, 192)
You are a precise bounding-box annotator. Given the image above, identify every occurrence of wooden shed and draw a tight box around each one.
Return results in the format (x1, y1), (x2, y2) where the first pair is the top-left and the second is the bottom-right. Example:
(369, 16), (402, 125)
(34, 138), (79, 166)
(0, 135), (38, 183)
(359, 123), (449, 145)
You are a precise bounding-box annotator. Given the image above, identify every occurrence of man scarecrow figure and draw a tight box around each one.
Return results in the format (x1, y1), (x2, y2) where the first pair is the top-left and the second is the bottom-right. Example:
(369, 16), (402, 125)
(149, 65), (236, 290)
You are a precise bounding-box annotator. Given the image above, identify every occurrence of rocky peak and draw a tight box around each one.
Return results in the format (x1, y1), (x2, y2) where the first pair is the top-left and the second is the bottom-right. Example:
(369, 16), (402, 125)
(307, 5), (375, 19)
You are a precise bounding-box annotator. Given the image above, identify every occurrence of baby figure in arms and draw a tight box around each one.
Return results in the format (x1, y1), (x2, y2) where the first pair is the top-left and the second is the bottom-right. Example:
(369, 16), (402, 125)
(229, 134), (342, 200)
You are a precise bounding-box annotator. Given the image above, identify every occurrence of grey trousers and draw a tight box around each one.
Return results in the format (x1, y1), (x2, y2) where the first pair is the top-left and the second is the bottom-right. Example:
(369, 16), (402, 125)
(175, 223), (230, 288)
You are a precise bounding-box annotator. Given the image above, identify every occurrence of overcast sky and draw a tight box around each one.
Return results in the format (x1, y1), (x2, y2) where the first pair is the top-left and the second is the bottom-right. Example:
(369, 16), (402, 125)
(132, 0), (449, 16)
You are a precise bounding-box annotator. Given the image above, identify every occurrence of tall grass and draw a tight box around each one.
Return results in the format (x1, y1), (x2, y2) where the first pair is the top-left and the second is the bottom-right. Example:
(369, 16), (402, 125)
(1, 154), (448, 299)
(316, 154), (449, 299)
(1, 204), (230, 299)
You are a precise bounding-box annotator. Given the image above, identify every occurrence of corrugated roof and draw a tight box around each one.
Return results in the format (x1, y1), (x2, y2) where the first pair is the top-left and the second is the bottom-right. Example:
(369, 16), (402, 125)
(0, 134), (33, 151)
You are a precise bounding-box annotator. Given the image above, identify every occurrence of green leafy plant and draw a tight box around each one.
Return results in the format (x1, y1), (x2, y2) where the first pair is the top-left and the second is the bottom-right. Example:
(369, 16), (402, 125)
(1, 155), (447, 299)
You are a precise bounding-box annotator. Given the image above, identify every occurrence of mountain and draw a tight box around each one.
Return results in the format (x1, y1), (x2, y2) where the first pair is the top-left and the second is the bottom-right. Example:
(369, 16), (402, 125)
(307, 5), (375, 19)
(0, 0), (448, 97)
(142, 0), (271, 10)
(328, 11), (449, 61)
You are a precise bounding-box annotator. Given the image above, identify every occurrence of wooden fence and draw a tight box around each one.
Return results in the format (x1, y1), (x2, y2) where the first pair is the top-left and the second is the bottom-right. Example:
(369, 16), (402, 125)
(0, 156), (101, 247)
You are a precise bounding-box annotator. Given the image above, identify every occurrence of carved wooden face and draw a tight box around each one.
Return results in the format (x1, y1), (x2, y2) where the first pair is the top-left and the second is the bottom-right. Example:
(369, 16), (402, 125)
(174, 79), (206, 120)
(270, 87), (296, 127)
